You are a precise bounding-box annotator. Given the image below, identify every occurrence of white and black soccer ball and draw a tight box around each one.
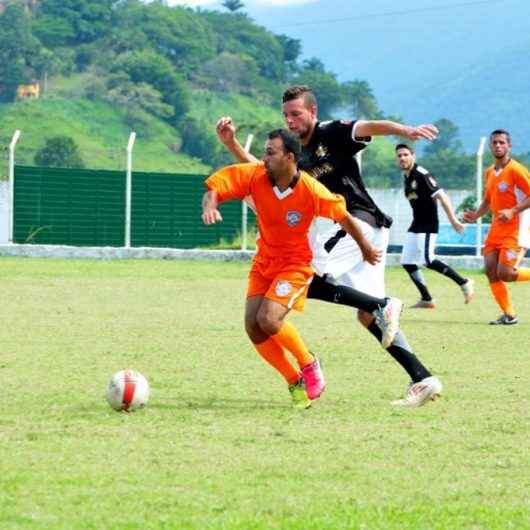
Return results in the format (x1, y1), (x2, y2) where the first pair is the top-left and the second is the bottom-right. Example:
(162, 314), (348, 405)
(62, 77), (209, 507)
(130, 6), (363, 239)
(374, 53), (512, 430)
(106, 369), (150, 412)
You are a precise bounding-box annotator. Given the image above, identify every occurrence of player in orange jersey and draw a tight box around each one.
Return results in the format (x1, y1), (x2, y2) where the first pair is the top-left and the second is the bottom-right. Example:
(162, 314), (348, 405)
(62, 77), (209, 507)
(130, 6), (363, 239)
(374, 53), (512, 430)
(463, 129), (530, 324)
(202, 129), (381, 409)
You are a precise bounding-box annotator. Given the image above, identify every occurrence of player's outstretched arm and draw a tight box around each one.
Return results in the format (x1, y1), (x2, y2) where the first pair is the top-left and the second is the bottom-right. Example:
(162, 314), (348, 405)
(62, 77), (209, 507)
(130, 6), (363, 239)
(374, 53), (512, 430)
(498, 195), (530, 222)
(338, 213), (382, 265)
(216, 116), (258, 163)
(436, 190), (464, 233)
(201, 190), (223, 225)
(355, 120), (438, 142)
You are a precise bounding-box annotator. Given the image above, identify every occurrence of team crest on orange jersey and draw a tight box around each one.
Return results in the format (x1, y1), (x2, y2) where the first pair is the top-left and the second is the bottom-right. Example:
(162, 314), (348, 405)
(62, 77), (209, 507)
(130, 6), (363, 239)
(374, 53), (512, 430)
(498, 181), (508, 192)
(286, 211), (302, 226)
(506, 249), (517, 261)
(275, 280), (292, 297)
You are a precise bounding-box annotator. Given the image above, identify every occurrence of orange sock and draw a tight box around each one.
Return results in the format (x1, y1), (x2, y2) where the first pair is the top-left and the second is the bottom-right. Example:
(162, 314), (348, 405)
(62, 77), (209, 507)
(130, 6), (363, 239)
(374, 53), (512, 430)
(489, 281), (515, 316)
(516, 268), (530, 281)
(271, 321), (314, 369)
(253, 337), (300, 385)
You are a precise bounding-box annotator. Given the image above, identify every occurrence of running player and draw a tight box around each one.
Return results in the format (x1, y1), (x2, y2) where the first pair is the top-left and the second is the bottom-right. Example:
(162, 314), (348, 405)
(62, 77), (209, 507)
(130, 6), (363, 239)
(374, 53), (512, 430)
(463, 129), (530, 324)
(395, 143), (474, 308)
(202, 129), (381, 409)
(216, 86), (443, 407)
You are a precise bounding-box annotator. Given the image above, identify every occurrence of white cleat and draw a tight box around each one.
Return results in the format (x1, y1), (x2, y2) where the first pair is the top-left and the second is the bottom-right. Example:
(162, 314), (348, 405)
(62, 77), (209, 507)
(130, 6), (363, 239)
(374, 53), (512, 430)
(374, 297), (403, 349)
(461, 279), (475, 304)
(391, 376), (443, 407)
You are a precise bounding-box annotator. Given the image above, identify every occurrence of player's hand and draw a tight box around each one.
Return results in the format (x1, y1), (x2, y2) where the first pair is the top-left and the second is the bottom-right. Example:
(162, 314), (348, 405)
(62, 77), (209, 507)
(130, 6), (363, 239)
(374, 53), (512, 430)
(403, 124), (438, 142)
(453, 221), (465, 234)
(202, 208), (223, 225)
(462, 210), (477, 223)
(216, 116), (236, 145)
(498, 208), (515, 222)
(361, 243), (382, 265)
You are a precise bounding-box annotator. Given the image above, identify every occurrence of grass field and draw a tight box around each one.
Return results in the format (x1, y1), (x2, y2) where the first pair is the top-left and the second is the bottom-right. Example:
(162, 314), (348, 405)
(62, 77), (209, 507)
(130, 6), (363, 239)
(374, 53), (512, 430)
(0, 258), (529, 529)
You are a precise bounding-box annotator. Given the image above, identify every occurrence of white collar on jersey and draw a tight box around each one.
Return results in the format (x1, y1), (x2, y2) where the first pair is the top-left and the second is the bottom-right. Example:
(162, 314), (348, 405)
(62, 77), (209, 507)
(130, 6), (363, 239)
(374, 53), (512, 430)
(272, 186), (294, 199)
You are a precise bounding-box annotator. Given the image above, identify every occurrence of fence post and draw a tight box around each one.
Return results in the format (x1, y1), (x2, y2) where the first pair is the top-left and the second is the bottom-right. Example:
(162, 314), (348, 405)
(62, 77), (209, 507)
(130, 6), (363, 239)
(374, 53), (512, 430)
(125, 131), (136, 248)
(475, 136), (486, 257)
(8, 130), (21, 244)
(241, 134), (254, 251)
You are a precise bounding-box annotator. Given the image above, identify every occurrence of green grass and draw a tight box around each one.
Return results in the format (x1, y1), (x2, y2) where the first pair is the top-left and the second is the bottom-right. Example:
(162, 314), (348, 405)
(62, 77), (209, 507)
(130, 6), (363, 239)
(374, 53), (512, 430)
(0, 258), (529, 529)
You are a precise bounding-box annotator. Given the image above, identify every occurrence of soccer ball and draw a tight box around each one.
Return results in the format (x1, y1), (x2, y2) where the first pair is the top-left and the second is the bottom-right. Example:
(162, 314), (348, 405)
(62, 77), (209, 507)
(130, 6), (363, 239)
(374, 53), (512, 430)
(106, 369), (150, 412)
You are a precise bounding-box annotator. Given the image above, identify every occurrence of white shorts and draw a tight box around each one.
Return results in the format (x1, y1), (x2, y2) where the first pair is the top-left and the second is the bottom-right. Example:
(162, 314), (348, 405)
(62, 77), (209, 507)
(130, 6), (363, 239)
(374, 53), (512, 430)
(518, 209), (530, 249)
(400, 232), (436, 266)
(310, 218), (388, 298)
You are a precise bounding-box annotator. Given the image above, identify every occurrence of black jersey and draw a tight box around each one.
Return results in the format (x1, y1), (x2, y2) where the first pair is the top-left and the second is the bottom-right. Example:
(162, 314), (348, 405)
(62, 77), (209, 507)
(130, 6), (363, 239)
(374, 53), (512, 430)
(297, 120), (392, 228)
(404, 163), (441, 233)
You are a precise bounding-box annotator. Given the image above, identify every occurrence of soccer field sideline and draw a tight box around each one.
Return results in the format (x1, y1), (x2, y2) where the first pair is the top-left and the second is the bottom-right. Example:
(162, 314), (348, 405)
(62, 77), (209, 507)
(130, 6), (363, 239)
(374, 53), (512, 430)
(0, 258), (528, 529)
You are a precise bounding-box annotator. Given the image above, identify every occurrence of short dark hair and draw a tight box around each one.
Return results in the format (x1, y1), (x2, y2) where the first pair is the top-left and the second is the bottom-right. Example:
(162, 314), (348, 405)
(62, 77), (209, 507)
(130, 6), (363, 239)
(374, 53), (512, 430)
(282, 85), (317, 108)
(490, 129), (511, 143)
(267, 128), (301, 161)
(395, 143), (415, 154)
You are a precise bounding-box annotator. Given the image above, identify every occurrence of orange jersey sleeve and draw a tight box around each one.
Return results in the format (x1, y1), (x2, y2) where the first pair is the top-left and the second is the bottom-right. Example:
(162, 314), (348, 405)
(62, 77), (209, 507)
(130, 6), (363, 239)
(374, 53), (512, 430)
(204, 163), (261, 203)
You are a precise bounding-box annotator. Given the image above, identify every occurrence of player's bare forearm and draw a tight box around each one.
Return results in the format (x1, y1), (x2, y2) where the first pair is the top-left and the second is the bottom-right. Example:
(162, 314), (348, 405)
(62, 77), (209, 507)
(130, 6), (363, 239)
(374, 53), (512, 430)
(462, 199), (489, 223)
(437, 191), (464, 232)
(216, 116), (258, 163)
(338, 214), (382, 265)
(201, 190), (223, 224)
(355, 120), (438, 142)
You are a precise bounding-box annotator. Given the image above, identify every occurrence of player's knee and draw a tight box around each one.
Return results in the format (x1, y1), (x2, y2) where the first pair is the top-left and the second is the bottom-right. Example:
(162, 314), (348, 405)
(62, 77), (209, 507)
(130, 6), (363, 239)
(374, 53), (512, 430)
(256, 311), (282, 336)
(357, 309), (373, 328)
(245, 315), (263, 342)
(497, 268), (517, 282)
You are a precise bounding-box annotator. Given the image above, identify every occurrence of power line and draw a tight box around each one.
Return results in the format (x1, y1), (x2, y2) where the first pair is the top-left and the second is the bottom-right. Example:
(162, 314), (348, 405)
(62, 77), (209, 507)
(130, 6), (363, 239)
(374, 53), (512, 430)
(269, 0), (507, 29)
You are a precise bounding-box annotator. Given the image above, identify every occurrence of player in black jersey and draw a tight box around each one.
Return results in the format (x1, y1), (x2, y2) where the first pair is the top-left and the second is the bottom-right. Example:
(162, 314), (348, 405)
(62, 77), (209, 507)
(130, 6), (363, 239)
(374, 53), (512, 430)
(396, 144), (474, 308)
(216, 85), (442, 407)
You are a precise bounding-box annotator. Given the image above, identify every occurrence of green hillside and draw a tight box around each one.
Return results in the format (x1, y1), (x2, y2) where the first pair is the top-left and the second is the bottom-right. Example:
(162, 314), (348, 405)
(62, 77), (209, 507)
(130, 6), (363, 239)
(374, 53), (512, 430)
(0, 86), (283, 175)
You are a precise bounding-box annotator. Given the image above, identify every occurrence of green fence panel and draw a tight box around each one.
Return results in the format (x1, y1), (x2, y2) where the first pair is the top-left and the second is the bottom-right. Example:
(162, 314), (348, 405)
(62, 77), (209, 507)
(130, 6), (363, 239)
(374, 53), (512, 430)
(13, 166), (256, 248)
(14, 166), (125, 246)
(131, 171), (246, 248)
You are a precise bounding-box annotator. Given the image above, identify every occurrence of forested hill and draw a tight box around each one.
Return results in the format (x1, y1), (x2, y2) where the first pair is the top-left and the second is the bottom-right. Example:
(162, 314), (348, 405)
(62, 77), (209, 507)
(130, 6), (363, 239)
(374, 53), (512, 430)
(0, 0), (387, 174)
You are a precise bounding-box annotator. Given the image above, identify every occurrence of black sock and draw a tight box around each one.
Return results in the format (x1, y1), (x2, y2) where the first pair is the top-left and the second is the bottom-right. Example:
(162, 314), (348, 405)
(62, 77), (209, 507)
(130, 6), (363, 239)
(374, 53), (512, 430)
(307, 275), (386, 313)
(367, 321), (431, 382)
(402, 264), (433, 301)
(427, 259), (467, 286)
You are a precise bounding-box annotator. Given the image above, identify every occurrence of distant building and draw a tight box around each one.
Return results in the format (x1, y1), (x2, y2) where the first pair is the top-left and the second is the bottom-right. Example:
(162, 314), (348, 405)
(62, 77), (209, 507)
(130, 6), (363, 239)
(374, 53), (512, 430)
(16, 83), (40, 100)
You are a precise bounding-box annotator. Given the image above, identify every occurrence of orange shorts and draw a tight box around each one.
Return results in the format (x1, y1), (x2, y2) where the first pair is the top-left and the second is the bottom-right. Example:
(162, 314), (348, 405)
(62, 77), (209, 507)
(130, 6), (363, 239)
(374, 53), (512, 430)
(247, 257), (314, 312)
(483, 241), (526, 268)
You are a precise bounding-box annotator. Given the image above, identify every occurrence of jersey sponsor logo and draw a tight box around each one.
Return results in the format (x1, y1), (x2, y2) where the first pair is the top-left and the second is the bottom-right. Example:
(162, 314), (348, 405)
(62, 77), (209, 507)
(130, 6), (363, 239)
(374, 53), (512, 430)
(286, 210), (302, 226)
(498, 181), (509, 192)
(315, 144), (328, 158)
(429, 177), (438, 187)
(275, 280), (292, 297)
(506, 249), (517, 261)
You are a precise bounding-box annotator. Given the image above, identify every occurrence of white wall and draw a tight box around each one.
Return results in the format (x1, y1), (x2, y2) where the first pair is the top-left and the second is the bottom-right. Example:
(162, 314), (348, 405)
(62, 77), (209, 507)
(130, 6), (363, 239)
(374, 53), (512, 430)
(0, 181), (8, 243)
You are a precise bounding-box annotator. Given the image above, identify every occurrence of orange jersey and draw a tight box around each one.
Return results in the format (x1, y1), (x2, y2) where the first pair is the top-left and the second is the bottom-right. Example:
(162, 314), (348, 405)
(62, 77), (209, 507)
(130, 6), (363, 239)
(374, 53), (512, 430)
(484, 159), (530, 246)
(205, 162), (347, 262)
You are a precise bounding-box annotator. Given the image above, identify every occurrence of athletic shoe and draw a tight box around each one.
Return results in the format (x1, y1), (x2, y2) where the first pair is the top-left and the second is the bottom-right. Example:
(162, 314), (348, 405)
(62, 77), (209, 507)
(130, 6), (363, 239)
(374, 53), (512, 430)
(489, 314), (518, 325)
(288, 378), (311, 410)
(301, 357), (326, 400)
(373, 297), (403, 349)
(461, 279), (475, 304)
(391, 376), (443, 407)
(410, 299), (436, 309)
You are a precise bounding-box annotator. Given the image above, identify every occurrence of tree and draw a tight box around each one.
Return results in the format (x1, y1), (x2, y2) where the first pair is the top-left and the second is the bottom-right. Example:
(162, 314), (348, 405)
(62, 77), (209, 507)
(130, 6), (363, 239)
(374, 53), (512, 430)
(423, 118), (463, 155)
(222, 0), (244, 12)
(341, 79), (381, 119)
(34, 136), (85, 168)
(0, 4), (40, 101)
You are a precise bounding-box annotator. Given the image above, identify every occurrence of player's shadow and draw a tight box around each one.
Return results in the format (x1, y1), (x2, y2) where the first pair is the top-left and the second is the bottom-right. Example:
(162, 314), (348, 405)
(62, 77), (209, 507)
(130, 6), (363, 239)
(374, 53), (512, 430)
(149, 397), (287, 411)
